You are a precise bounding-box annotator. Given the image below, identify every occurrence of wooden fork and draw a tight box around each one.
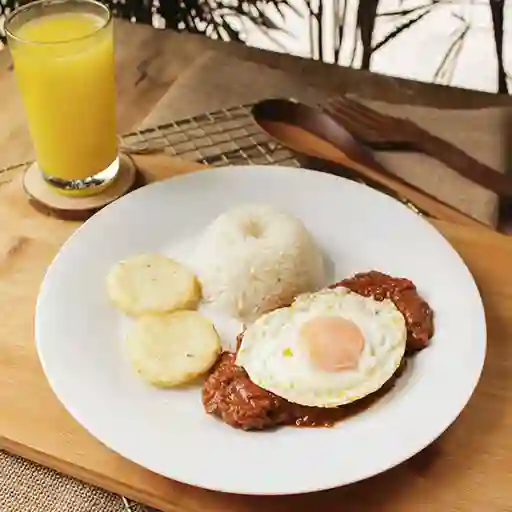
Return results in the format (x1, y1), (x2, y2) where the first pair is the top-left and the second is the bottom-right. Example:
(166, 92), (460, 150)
(325, 96), (512, 198)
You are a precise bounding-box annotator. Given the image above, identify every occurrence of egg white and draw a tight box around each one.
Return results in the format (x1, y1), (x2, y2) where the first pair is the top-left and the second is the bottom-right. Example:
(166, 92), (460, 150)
(235, 287), (407, 407)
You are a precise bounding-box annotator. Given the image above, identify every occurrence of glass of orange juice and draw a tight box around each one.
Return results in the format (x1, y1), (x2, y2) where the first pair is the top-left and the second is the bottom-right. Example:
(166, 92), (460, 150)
(5, 0), (118, 196)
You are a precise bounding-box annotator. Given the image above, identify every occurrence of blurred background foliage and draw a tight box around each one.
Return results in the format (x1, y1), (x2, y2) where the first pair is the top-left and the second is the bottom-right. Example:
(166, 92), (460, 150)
(0, 0), (295, 43)
(0, 0), (509, 93)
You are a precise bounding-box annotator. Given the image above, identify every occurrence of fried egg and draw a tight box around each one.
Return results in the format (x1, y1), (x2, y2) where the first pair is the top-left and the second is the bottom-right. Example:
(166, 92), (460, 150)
(235, 287), (407, 408)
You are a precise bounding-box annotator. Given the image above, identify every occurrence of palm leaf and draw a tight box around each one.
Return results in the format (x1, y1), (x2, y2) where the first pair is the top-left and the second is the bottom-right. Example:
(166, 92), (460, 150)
(433, 19), (470, 83)
(377, 0), (443, 18)
(372, 7), (433, 53)
(0, 0), (293, 44)
(489, 0), (508, 94)
(227, 3), (280, 30)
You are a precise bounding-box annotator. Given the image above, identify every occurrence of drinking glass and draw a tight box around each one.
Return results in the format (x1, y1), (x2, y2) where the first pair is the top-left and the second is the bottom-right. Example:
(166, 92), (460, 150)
(5, 0), (118, 195)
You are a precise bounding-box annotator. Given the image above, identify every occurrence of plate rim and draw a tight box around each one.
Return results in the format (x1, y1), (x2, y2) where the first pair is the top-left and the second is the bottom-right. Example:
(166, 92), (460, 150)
(35, 164), (487, 495)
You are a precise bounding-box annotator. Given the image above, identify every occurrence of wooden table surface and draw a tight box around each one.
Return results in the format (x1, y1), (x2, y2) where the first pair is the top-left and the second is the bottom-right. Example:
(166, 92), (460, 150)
(1, 18), (512, 512)
(1, 18), (512, 171)
(1, 152), (511, 512)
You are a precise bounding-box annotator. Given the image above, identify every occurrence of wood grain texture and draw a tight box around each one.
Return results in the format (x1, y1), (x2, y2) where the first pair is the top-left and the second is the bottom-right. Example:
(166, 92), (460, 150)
(0, 153), (511, 512)
(1, 18), (512, 511)
(22, 155), (137, 221)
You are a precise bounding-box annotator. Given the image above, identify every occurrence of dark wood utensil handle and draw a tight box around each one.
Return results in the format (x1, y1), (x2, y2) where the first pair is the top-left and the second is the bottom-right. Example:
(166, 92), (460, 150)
(251, 99), (492, 230)
(417, 132), (512, 197)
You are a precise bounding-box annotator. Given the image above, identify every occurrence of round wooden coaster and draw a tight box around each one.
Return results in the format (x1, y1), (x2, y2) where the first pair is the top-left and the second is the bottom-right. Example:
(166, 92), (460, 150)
(23, 154), (138, 221)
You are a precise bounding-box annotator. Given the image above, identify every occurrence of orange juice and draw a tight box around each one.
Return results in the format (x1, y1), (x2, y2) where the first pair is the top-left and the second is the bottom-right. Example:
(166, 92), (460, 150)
(8, 6), (117, 183)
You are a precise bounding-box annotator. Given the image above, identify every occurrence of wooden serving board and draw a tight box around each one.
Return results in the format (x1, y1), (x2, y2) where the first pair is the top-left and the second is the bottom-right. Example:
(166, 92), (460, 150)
(1, 155), (512, 512)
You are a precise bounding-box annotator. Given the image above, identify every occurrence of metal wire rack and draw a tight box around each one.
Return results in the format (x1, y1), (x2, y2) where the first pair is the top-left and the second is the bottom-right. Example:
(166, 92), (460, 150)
(0, 103), (300, 188)
(120, 103), (299, 167)
(0, 102), (427, 219)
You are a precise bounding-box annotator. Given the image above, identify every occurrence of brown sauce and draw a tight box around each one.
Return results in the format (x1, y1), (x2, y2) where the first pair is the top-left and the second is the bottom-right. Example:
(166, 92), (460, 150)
(202, 352), (407, 431)
(202, 271), (433, 431)
(333, 270), (434, 351)
(279, 357), (406, 428)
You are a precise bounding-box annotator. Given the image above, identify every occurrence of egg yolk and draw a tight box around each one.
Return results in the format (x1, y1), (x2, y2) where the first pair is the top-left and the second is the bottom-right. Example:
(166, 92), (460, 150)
(300, 316), (364, 372)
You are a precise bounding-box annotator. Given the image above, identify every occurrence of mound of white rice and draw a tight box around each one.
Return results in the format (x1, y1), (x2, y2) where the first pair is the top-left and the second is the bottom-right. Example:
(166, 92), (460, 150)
(190, 204), (325, 321)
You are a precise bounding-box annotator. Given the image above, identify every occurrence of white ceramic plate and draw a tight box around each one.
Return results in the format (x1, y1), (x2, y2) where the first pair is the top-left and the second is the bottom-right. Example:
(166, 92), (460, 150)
(35, 165), (486, 495)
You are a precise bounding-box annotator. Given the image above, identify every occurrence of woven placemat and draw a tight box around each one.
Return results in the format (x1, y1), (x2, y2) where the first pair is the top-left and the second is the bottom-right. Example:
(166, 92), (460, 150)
(0, 451), (151, 512)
